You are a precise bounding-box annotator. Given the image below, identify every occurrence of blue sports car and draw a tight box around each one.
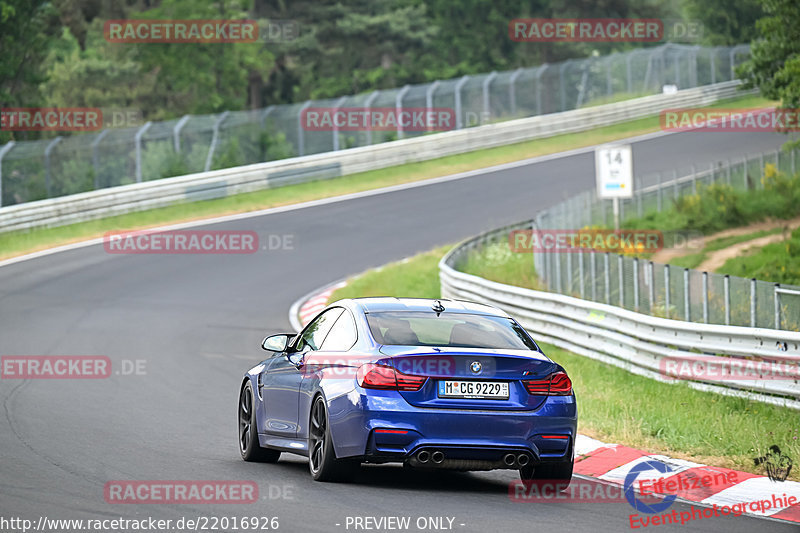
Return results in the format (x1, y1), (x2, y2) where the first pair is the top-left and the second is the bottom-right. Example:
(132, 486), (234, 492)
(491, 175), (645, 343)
(238, 297), (577, 483)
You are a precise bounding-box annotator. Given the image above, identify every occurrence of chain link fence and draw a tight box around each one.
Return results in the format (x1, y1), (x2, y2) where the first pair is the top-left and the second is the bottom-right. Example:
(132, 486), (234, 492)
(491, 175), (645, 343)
(0, 43), (751, 207)
(530, 146), (800, 331)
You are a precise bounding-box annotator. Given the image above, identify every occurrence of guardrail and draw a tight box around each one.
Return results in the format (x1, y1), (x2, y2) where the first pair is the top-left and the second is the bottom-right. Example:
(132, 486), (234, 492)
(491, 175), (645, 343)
(440, 223), (800, 408)
(0, 81), (747, 234)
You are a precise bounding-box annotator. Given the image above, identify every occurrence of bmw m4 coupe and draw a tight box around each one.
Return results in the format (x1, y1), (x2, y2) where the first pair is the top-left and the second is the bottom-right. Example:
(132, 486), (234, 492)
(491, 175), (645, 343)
(238, 297), (576, 482)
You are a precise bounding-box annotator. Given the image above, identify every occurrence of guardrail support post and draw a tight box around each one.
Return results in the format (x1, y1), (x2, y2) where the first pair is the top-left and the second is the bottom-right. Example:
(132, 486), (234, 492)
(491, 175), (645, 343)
(332, 96), (347, 150)
(454, 76), (470, 129)
(604, 253), (610, 305)
(135, 122), (153, 182)
(702, 271), (709, 323)
(590, 252), (597, 301)
(0, 141), (16, 207)
(44, 136), (63, 197)
(91, 129), (110, 189)
(203, 113), (227, 173)
(724, 275), (731, 325)
(684, 268), (690, 321)
(633, 257), (639, 312)
(395, 85), (411, 140)
(774, 284), (780, 330)
(664, 265), (671, 318)
(750, 278), (757, 328)
(173, 114), (190, 153)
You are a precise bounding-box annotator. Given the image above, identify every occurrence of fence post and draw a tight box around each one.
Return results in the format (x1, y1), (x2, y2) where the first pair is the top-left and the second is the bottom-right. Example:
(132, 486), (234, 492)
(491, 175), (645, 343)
(759, 152), (764, 187)
(203, 113), (227, 173)
(604, 253), (610, 305)
(673, 169), (678, 200)
(726, 158), (731, 186)
(618, 255), (624, 307)
(508, 68), (523, 116)
(555, 252), (562, 294)
(702, 271), (709, 323)
(0, 141), (15, 207)
(591, 252), (597, 301)
(724, 275), (731, 325)
(332, 96), (347, 150)
(91, 129), (110, 189)
(579, 253), (585, 299)
(637, 185), (642, 217)
(482, 71), (497, 120)
(365, 90), (380, 143)
(454, 76), (470, 129)
(750, 278), (757, 328)
(395, 85), (411, 139)
(683, 268), (690, 321)
(566, 252), (572, 294)
(297, 101), (311, 156)
(710, 49), (716, 84)
(792, 148), (796, 174)
(664, 264), (671, 318)
(691, 164), (697, 194)
(774, 284), (781, 330)
(648, 261), (655, 313)
(626, 52), (633, 93)
(657, 172), (663, 211)
(173, 114), (190, 153)
(535, 65), (547, 115)
(44, 136), (63, 197)
(633, 257), (639, 312)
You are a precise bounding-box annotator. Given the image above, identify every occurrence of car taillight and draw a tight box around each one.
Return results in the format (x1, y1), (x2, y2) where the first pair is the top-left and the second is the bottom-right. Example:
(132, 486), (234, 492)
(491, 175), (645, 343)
(523, 371), (572, 396)
(357, 363), (426, 391)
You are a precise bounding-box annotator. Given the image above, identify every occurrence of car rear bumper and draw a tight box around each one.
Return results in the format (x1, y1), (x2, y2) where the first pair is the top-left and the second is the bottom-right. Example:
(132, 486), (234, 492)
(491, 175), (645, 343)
(327, 388), (577, 463)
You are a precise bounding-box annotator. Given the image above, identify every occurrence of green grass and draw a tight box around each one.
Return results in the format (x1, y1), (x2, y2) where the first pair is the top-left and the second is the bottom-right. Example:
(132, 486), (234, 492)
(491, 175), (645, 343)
(459, 240), (541, 290)
(718, 227), (800, 286)
(0, 93), (772, 261)
(327, 243), (800, 480)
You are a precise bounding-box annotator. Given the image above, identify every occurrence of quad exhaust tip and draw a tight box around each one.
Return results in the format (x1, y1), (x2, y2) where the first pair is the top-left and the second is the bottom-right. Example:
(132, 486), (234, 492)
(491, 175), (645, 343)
(503, 453), (516, 466)
(431, 450), (445, 464)
(417, 450), (430, 464)
(517, 454), (530, 467)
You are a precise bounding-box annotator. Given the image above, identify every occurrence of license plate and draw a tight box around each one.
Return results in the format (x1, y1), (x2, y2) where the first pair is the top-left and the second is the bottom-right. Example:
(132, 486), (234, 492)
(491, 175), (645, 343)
(438, 380), (509, 399)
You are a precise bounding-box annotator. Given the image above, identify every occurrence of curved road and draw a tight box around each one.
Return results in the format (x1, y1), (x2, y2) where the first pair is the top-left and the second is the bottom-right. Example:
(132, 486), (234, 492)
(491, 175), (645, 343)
(0, 129), (795, 533)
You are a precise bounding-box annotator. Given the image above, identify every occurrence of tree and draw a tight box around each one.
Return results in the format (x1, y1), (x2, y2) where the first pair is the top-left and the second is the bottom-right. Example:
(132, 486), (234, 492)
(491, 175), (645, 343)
(738, 0), (800, 147)
(682, 0), (764, 46)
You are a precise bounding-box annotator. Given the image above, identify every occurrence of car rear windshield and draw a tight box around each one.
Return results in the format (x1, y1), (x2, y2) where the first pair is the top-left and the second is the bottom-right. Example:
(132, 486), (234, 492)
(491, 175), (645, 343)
(365, 311), (538, 350)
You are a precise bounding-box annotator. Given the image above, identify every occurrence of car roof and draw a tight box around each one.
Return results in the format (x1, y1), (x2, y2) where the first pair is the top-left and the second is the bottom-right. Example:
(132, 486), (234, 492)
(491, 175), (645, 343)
(345, 297), (509, 317)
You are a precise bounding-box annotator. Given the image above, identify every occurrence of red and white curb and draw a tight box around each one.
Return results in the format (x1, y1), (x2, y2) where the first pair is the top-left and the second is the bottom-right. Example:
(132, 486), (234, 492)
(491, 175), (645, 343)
(289, 286), (798, 525)
(289, 281), (347, 331)
(574, 435), (800, 523)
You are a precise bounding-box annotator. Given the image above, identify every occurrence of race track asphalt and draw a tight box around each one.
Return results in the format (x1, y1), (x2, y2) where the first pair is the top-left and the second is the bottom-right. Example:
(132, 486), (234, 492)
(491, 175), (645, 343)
(0, 129), (795, 533)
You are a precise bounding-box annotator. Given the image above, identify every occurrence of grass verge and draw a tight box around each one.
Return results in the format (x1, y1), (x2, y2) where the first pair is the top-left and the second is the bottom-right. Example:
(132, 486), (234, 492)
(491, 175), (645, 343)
(0, 93), (771, 261)
(668, 228), (784, 269)
(327, 244), (800, 480)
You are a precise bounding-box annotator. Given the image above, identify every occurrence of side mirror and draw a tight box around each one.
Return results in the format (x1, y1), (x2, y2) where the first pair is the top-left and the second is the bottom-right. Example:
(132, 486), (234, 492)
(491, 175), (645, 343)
(261, 334), (293, 352)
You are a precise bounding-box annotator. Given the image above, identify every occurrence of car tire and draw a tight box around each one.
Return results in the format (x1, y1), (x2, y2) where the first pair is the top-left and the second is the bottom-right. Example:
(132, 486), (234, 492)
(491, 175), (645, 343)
(239, 381), (281, 463)
(520, 442), (573, 487)
(308, 396), (359, 482)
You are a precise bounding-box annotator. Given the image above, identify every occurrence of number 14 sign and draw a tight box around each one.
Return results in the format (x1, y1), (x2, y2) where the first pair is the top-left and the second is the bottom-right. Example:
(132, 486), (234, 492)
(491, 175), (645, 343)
(595, 144), (633, 199)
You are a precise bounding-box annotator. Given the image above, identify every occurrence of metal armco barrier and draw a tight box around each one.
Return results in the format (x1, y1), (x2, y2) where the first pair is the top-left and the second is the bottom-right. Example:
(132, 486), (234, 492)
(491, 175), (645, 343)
(440, 225), (800, 409)
(0, 81), (746, 234)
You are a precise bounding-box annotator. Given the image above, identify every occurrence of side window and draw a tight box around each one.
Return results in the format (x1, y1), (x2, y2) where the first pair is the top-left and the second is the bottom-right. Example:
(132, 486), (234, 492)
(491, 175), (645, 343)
(295, 308), (343, 352)
(320, 310), (358, 352)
